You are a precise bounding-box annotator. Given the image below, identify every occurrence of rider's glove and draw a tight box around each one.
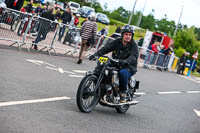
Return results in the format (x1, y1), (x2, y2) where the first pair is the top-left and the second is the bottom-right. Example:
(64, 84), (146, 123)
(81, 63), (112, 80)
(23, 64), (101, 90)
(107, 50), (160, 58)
(89, 54), (96, 60)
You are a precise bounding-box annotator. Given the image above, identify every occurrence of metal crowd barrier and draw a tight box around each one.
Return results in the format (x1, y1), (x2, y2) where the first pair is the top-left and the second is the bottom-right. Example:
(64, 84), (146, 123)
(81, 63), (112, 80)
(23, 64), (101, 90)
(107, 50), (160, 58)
(138, 46), (179, 72)
(0, 7), (179, 72)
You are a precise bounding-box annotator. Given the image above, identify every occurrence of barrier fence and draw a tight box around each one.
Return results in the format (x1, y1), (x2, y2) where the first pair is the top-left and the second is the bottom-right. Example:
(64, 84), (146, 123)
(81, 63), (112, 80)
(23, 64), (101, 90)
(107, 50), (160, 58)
(0, 7), (179, 72)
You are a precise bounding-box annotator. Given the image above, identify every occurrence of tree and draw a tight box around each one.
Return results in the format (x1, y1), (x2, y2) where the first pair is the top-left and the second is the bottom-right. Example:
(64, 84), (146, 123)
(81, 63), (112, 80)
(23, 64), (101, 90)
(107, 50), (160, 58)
(174, 27), (200, 65)
(140, 13), (156, 31)
(155, 14), (176, 37)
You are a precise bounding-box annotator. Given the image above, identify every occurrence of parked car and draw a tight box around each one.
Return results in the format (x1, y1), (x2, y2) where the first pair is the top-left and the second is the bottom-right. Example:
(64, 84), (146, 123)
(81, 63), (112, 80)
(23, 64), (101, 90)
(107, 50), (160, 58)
(96, 13), (110, 25)
(68, 1), (80, 14)
(41, 0), (55, 4)
(54, 1), (64, 11)
(79, 6), (95, 18)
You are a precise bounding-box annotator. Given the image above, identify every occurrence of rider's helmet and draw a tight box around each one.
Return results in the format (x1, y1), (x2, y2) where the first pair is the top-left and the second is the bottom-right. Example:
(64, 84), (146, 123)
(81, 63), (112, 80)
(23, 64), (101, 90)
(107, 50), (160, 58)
(121, 24), (135, 39)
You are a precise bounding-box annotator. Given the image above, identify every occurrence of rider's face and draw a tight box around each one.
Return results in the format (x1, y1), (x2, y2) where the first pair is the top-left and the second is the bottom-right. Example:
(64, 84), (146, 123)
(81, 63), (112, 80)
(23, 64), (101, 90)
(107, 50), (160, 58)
(123, 32), (132, 44)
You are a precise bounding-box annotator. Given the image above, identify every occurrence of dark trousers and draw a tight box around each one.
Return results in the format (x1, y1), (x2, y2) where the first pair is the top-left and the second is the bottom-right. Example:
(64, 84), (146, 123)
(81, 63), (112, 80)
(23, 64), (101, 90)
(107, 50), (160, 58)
(118, 69), (133, 93)
(58, 25), (66, 40)
(177, 64), (185, 74)
(34, 30), (48, 44)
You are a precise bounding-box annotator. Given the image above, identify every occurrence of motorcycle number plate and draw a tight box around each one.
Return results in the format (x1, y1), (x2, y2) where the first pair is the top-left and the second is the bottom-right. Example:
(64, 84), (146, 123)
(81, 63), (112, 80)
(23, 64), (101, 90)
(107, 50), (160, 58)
(98, 57), (108, 63)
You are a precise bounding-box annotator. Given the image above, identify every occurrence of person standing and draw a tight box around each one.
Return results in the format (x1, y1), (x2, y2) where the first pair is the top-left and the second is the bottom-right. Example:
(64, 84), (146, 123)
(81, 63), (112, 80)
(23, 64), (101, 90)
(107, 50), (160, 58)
(32, 5), (55, 50)
(58, 7), (72, 41)
(77, 14), (97, 64)
(25, 0), (33, 13)
(177, 52), (189, 74)
(5, 0), (24, 11)
(35, 3), (42, 15)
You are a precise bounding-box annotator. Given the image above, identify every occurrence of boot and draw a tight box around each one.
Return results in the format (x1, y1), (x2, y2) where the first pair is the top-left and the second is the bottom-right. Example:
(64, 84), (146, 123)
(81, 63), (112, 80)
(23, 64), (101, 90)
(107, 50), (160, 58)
(120, 93), (127, 103)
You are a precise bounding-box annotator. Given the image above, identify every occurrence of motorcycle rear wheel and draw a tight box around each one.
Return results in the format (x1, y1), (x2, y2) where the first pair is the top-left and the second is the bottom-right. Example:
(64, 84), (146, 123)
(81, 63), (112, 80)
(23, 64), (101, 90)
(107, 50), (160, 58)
(76, 74), (99, 113)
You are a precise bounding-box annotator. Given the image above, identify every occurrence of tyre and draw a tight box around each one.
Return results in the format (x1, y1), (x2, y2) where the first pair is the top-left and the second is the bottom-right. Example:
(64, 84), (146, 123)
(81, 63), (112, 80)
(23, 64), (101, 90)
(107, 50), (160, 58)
(115, 104), (130, 113)
(76, 74), (99, 113)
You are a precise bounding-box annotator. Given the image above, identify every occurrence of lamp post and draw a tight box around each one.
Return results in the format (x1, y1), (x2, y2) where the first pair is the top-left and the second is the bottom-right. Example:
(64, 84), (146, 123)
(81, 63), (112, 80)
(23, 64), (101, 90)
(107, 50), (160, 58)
(173, 5), (184, 37)
(128, 0), (138, 25)
(136, 0), (147, 27)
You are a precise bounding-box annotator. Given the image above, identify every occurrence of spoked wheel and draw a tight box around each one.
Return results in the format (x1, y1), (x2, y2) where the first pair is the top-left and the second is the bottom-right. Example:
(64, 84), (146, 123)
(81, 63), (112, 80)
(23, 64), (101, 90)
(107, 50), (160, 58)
(115, 104), (130, 113)
(76, 74), (99, 113)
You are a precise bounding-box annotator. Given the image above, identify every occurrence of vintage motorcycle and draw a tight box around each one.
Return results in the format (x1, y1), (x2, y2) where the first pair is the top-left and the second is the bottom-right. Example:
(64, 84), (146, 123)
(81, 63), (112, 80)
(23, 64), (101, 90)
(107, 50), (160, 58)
(76, 56), (140, 113)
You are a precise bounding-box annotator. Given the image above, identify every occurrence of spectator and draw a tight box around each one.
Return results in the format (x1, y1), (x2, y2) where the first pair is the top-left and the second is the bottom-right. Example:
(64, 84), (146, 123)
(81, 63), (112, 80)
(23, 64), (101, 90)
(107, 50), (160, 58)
(40, 5), (47, 14)
(138, 37), (144, 47)
(5, 0), (24, 11)
(58, 7), (72, 41)
(55, 8), (61, 20)
(115, 26), (121, 33)
(32, 5), (55, 50)
(63, 1), (68, 9)
(98, 26), (109, 37)
(35, 3), (42, 15)
(97, 26), (109, 48)
(177, 52), (190, 74)
(26, 0), (33, 13)
(156, 46), (173, 71)
(144, 41), (160, 67)
(20, 5), (27, 12)
(73, 13), (80, 26)
(77, 14), (97, 64)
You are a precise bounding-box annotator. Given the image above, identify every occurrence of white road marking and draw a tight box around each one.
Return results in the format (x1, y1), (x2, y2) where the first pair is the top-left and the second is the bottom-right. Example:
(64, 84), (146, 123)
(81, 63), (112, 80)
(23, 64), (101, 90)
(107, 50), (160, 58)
(193, 109), (200, 117)
(0, 96), (71, 107)
(157, 91), (181, 94)
(26, 59), (55, 67)
(187, 91), (200, 94)
(134, 92), (146, 95)
(73, 70), (87, 73)
(46, 67), (76, 74)
(68, 75), (84, 78)
(58, 67), (64, 74)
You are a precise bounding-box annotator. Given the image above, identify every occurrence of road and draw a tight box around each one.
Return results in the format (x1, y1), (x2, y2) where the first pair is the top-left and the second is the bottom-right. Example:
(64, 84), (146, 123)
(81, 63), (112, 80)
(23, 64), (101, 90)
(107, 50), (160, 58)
(0, 46), (200, 133)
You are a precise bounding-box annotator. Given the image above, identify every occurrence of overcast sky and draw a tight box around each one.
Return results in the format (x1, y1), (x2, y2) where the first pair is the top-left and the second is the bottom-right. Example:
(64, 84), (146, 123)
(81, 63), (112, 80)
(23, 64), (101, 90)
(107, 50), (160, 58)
(97, 0), (200, 28)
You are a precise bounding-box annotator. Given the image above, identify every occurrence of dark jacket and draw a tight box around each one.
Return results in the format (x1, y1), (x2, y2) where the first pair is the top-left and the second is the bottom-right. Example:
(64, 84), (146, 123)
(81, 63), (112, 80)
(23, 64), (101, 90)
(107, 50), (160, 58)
(179, 54), (187, 66)
(6, 0), (24, 11)
(95, 38), (139, 74)
(40, 10), (55, 31)
(61, 11), (72, 24)
(26, 3), (32, 13)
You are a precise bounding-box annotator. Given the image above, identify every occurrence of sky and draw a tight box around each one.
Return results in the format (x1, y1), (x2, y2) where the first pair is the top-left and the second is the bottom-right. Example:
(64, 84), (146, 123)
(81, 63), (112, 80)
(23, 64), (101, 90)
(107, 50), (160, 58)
(97, 0), (200, 28)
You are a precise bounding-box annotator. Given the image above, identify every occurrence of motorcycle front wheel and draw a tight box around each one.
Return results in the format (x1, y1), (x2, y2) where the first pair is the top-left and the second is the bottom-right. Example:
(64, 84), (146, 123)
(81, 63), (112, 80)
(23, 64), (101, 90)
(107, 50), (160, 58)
(115, 104), (130, 113)
(76, 74), (99, 113)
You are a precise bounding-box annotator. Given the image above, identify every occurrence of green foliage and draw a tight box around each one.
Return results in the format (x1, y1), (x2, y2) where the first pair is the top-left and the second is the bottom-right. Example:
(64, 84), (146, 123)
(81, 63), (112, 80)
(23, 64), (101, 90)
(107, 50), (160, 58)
(155, 15), (176, 37)
(174, 47), (186, 58)
(140, 14), (156, 31)
(109, 18), (125, 27)
(174, 27), (200, 65)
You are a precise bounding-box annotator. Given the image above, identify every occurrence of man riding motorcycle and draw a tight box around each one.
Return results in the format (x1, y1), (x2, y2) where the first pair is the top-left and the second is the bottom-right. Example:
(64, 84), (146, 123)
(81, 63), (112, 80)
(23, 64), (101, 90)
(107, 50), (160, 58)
(89, 25), (139, 103)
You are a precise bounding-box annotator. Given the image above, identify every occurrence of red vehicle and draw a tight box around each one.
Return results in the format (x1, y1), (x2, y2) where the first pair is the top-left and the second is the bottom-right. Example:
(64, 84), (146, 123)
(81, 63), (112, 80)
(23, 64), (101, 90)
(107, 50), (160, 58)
(142, 31), (174, 50)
